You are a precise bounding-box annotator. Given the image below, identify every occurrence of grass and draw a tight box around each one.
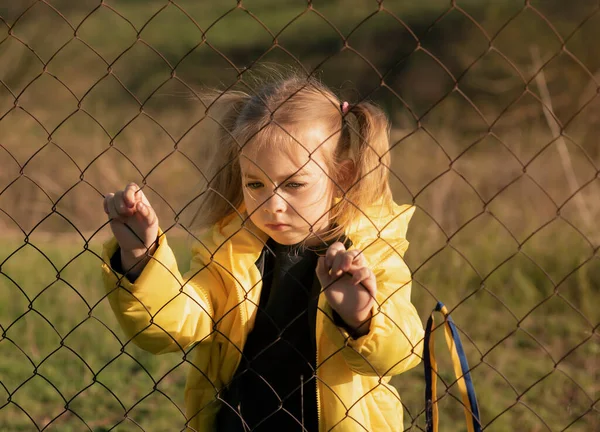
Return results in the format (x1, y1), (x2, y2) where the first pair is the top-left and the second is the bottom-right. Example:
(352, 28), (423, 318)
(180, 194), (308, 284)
(0, 237), (190, 431)
(0, 222), (597, 431)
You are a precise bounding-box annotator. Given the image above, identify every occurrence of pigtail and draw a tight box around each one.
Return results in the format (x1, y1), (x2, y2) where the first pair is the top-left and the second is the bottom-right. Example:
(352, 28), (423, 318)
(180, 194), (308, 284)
(190, 91), (251, 232)
(350, 102), (393, 201)
(332, 101), (394, 231)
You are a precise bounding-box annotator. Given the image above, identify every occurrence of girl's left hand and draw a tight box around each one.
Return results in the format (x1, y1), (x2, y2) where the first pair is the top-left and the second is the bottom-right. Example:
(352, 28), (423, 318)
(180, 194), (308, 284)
(316, 242), (377, 336)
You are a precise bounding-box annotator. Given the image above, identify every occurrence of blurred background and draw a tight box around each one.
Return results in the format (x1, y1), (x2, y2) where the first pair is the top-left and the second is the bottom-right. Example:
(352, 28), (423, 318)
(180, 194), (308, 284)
(0, 0), (598, 430)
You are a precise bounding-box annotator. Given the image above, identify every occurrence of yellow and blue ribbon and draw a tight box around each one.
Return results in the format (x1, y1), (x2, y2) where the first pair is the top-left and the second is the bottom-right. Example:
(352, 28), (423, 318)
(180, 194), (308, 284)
(423, 301), (481, 432)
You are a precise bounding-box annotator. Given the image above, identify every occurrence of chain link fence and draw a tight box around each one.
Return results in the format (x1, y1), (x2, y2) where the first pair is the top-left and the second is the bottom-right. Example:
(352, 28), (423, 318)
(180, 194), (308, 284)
(0, 0), (598, 431)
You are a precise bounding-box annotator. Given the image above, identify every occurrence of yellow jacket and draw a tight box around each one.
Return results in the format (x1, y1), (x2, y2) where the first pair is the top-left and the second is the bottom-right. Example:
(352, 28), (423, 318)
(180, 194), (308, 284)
(101, 202), (424, 431)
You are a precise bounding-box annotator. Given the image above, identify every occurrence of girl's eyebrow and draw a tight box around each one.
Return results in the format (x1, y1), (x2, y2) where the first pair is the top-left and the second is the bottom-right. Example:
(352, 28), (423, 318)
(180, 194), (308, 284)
(243, 170), (312, 182)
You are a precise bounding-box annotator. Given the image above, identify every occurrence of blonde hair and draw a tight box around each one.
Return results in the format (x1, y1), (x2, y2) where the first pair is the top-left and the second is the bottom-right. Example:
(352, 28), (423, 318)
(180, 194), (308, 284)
(190, 71), (393, 242)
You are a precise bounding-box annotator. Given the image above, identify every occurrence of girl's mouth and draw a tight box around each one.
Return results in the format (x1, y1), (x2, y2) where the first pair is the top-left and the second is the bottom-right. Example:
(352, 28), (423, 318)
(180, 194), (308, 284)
(265, 223), (290, 231)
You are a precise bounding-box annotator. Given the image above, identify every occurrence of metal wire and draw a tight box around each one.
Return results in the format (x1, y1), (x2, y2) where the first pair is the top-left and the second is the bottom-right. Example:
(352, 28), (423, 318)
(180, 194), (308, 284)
(0, 1), (598, 431)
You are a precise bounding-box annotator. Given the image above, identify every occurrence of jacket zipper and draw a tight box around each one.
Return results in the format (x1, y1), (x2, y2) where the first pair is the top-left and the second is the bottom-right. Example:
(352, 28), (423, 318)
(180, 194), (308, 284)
(315, 299), (322, 432)
(316, 342), (322, 431)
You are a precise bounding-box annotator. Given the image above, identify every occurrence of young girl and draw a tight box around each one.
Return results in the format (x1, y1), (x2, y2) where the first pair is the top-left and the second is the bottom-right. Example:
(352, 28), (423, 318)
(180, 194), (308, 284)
(101, 74), (424, 432)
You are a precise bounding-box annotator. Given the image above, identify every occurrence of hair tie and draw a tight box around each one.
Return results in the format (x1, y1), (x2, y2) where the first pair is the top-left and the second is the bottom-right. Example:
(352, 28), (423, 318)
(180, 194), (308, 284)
(341, 101), (350, 114)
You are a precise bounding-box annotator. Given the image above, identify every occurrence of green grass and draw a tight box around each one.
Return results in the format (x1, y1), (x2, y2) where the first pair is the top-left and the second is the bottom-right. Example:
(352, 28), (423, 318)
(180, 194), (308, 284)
(0, 228), (597, 431)
(0, 237), (192, 431)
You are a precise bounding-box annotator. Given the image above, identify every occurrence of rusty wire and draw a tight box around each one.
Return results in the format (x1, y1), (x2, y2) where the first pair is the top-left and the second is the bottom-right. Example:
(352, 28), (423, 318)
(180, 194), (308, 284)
(0, 0), (598, 431)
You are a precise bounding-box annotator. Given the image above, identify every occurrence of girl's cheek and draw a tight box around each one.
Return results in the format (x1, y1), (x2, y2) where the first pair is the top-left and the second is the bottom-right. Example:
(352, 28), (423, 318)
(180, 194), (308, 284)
(242, 193), (259, 214)
(243, 189), (261, 203)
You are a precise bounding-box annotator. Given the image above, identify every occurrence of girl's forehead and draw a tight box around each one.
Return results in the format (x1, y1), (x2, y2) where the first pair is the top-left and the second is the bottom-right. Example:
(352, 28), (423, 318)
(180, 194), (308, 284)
(241, 123), (333, 155)
(240, 127), (330, 170)
(239, 144), (325, 177)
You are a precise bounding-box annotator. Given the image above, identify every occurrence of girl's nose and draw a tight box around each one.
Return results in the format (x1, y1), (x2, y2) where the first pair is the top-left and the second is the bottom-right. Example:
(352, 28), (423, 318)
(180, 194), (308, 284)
(263, 191), (287, 213)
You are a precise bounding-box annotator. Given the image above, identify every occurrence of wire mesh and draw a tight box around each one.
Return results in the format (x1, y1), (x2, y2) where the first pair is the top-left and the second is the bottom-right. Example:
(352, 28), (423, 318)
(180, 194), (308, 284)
(0, 0), (598, 431)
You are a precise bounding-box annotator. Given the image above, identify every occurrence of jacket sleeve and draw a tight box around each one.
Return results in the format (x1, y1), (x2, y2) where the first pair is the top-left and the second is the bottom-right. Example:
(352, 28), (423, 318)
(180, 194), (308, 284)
(101, 232), (219, 355)
(322, 238), (424, 377)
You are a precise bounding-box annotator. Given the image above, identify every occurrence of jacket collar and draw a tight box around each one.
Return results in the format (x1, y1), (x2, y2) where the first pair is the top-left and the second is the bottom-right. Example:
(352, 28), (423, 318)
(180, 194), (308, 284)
(193, 200), (415, 275)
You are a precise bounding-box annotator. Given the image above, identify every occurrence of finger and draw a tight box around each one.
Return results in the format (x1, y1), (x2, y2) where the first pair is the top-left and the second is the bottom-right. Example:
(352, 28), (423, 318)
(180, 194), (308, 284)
(134, 200), (157, 227)
(330, 249), (361, 277)
(107, 193), (123, 222)
(124, 183), (141, 208)
(138, 188), (151, 207)
(330, 250), (349, 277)
(340, 250), (362, 273)
(103, 193), (112, 215)
(114, 190), (135, 217)
(351, 267), (372, 286)
(349, 250), (366, 267)
(315, 256), (332, 287)
(325, 242), (346, 268)
(352, 267), (377, 297)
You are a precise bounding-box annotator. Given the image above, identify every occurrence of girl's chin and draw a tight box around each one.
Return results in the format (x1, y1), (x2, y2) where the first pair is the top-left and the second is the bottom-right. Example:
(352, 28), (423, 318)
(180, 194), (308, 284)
(268, 232), (306, 245)
(269, 232), (329, 247)
(254, 221), (331, 246)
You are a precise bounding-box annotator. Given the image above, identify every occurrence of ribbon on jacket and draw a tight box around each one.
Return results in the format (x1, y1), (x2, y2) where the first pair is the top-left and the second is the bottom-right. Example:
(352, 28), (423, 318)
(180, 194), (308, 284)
(423, 301), (481, 432)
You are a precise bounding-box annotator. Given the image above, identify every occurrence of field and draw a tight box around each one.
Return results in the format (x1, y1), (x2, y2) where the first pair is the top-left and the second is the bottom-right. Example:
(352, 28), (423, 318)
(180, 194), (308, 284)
(1, 1), (599, 431)
(0, 219), (598, 431)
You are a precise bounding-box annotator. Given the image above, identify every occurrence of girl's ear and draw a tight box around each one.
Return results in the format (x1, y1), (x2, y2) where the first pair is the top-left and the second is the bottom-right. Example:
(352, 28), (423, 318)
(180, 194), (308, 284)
(335, 159), (355, 196)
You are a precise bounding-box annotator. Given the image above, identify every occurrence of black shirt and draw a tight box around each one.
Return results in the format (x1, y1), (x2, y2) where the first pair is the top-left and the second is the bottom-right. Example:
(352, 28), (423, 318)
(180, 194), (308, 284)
(215, 238), (322, 431)
(111, 237), (351, 432)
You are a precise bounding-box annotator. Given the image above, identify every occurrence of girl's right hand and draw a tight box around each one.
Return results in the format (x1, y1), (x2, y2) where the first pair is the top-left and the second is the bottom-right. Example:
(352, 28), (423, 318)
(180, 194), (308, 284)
(103, 183), (159, 259)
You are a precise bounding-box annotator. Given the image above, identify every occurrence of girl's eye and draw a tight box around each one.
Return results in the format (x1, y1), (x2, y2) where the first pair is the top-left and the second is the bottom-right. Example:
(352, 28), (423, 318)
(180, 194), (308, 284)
(245, 182), (263, 190)
(286, 182), (306, 189)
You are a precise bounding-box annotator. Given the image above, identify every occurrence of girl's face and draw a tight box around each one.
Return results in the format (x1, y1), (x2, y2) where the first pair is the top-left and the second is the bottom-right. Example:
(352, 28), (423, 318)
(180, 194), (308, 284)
(240, 135), (337, 245)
